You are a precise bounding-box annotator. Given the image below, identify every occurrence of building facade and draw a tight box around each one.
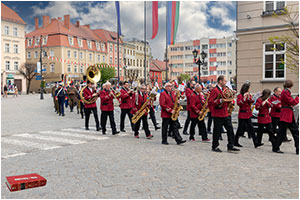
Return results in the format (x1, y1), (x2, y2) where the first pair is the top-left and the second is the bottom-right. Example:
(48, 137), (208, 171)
(168, 36), (236, 84)
(26, 15), (124, 92)
(1, 3), (27, 94)
(150, 59), (166, 86)
(236, 1), (299, 93)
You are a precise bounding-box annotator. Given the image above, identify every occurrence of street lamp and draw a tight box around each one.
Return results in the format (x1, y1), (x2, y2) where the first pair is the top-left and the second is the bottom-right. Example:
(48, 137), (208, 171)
(192, 49), (206, 83)
(40, 35), (47, 100)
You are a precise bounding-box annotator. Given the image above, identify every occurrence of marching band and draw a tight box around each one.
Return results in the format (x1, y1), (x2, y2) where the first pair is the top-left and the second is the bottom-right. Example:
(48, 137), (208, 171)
(52, 74), (299, 155)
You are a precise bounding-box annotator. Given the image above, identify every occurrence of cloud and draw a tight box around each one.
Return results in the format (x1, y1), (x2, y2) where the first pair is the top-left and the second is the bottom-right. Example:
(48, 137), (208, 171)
(30, 1), (236, 60)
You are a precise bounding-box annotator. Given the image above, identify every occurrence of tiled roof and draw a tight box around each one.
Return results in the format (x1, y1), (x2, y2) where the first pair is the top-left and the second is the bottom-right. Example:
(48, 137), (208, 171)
(152, 59), (166, 71)
(93, 29), (123, 44)
(150, 62), (161, 72)
(1, 3), (26, 25)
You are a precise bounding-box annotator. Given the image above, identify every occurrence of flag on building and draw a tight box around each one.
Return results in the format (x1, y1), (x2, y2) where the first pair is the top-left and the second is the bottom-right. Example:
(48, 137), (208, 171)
(151, 1), (158, 39)
(167, 1), (180, 45)
(115, 1), (122, 36)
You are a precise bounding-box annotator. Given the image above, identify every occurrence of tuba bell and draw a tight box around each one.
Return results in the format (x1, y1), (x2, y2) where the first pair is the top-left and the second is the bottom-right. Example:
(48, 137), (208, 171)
(79, 65), (101, 104)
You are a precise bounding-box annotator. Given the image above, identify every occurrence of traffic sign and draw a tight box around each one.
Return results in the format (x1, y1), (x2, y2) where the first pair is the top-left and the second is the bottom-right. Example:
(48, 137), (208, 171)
(36, 75), (42, 80)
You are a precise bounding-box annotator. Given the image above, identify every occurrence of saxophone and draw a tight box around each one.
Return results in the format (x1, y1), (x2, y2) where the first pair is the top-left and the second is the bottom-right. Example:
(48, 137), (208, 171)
(131, 97), (150, 124)
(198, 93), (210, 121)
(171, 90), (183, 121)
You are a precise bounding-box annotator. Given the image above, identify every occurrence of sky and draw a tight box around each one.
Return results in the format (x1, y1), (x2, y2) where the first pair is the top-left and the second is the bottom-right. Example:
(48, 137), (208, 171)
(3, 1), (236, 60)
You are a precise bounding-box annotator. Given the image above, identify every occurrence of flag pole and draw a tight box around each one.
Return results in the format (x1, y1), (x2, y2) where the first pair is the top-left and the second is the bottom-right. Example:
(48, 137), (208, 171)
(117, 23), (120, 84)
(165, 2), (168, 82)
(144, 1), (147, 84)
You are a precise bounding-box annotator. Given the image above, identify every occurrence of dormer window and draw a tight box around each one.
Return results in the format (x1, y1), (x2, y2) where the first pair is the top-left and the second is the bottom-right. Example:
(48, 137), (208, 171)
(96, 42), (100, 50)
(28, 38), (32, 46)
(68, 36), (74, 45)
(78, 38), (82, 47)
(87, 41), (92, 49)
(35, 37), (40, 46)
(101, 43), (105, 51)
(42, 36), (48, 45)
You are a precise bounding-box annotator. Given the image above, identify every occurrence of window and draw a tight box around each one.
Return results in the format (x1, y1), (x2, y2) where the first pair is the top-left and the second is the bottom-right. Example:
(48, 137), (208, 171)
(115, 57), (117, 65)
(265, 1), (285, 12)
(228, 51), (232, 57)
(27, 52), (31, 59)
(67, 50), (71, 58)
(80, 65), (84, 73)
(89, 53), (92, 61)
(50, 64), (55, 72)
(34, 51), (38, 58)
(185, 54), (194, 59)
(87, 41), (91, 49)
(103, 56), (105, 62)
(4, 25), (9, 35)
(276, 1), (285, 10)
(80, 52), (83, 59)
(35, 37), (40, 46)
(48, 50), (53, 57)
(74, 51), (77, 58)
(202, 45), (208, 50)
(110, 44), (113, 52)
(5, 61), (10, 70)
(228, 61), (232, 66)
(42, 37), (47, 45)
(202, 71), (208, 75)
(101, 43), (105, 51)
(110, 56), (112, 64)
(28, 39), (32, 46)
(68, 36), (74, 45)
(67, 65), (71, 73)
(97, 55), (100, 61)
(265, 1), (274, 11)
(217, 70), (226, 75)
(74, 65), (78, 73)
(13, 27), (18, 36)
(115, 44), (117, 52)
(14, 61), (19, 70)
(78, 38), (82, 47)
(5, 43), (9, 52)
(13, 44), (19, 54)
(42, 64), (47, 72)
(228, 43), (232, 47)
(210, 71), (215, 75)
(96, 43), (100, 50)
(264, 43), (285, 79)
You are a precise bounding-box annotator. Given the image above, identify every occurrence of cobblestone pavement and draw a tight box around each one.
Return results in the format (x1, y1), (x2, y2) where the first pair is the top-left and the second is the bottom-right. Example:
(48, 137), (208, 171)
(1, 94), (299, 198)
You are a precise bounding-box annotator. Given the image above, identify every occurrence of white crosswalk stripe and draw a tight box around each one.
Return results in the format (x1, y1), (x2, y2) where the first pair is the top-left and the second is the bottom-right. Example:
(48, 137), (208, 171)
(39, 130), (109, 141)
(1, 148), (27, 159)
(14, 133), (86, 145)
(1, 137), (61, 150)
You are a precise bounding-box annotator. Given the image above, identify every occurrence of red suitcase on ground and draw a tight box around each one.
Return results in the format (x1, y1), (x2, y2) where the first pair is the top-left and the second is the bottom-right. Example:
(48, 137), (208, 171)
(5, 173), (47, 192)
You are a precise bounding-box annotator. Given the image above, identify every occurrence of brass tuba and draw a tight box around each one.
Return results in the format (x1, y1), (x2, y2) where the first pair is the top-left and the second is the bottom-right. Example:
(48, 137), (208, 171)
(79, 65), (101, 104)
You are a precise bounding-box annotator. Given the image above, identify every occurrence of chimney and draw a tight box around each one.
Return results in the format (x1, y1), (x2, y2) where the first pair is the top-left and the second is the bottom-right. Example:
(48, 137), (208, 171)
(76, 21), (80, 27)
(42, 16), (50, 27)
(35, 17), (39, 30)
(84, 24), (90, 29)
(64, 15), (70, 29)
(58, 17), (62, 20)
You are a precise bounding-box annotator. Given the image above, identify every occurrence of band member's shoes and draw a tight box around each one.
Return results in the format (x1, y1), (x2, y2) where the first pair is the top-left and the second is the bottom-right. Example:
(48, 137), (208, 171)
(179, 126), (183, 129)
(212, 148), (222, 153)
(113, 131), (120, 135)
(102, 132), (106, 135)
(85, 127), (89, 130)
(121, 129), (126, 132)
(183, 132), (189, 135)
(147, 135), (154, 139)
(255, 143), (264, 148)
(59, 114), (61, 116)
(241, 135), (246, 138)
(189, 138), (195, 141)
(62, 114), (65, 116)
(96, 127), (101, 131)
(202, 139), (210, 142)
(296, 149), (299, 155)
(162, 142), (169, 145)
(234, 143), (243, 147)
(177, 140), (186, 145)
(283, 138), (292, 142)
(155, 126), (161, 130)
(228, 147), (240, 152)
(207, 131), (212, 134)
(273, 150), (284, 154)
(135, 135), (140, 139)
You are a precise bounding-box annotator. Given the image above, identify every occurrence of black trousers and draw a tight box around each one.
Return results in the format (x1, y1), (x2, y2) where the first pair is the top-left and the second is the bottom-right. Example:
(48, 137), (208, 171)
(273, 120), (299, 152)
(212, 117), (235, 149)
(101, 111), (117, 134)
(183, 111), (191, 133)
(149, 107), (158, 128)
(134, 115), (150, 137)
(162, 118), (183, 143)
(272, 117), (288, 140)
(120, 108), (134, 131)
(58, 99), (64, 115)
(84, 107), (100, 129)
(257, 123), (276, 145)
(190, 118), (208, 140)
(207, 112), (213, 132)
(235, 118), (258, 146)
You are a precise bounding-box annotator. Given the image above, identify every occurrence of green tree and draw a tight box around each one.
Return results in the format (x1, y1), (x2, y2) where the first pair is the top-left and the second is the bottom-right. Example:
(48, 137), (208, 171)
(179, 74), (191, 82)
(269, 7), (299, 76)
(97, 63), (116, 83)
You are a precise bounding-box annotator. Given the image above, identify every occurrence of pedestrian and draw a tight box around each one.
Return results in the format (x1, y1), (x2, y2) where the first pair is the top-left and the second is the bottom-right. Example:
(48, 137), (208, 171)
(182, 81), (196, 135)
(55, 83), (67, 116)
(13, 85), (18, 97)
(273, 80), (299, 154)
(3, 85), (8, 98)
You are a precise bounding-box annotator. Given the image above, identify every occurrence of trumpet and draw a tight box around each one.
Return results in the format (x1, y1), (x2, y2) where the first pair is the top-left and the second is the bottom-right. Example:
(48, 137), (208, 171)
(109, 88), (121, 98)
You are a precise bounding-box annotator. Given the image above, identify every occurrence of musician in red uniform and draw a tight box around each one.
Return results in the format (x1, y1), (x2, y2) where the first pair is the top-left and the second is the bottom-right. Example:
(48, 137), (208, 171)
(119, 81), (134, 132)
(255, 89), (276, 146)
(99, 82), (119, 135)
(147, 85), (160, 130)
(82, 80), (100, 131)
(234, 83), (261, 148)
(273, 80), (299, 154)
(189, 84), (209, 141)
(182, 81), (196, 135)
(132, 85), (153, 139)
(159, 82), (186, 145)
(206, 84), (215, 134)
(269, 87), (290, 142)
(208, 75), (239, 152)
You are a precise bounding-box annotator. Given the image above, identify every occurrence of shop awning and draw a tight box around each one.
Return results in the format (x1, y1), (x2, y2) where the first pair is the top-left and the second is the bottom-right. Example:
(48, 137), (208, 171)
(6, 74), (14, 79)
